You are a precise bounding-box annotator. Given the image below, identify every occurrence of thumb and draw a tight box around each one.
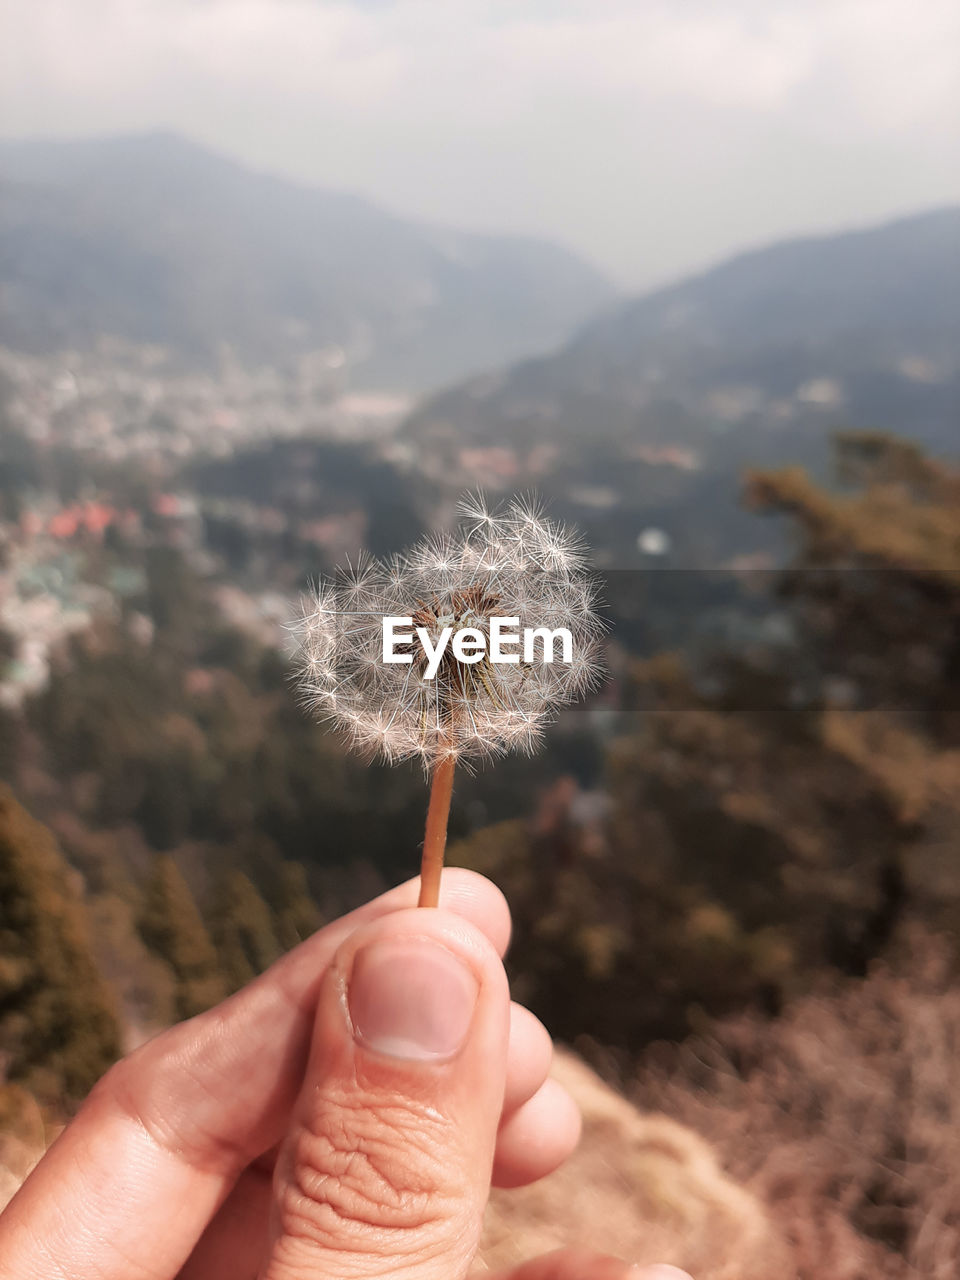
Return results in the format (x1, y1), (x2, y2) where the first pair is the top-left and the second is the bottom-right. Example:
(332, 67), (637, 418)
(260, 907), (511, 1280)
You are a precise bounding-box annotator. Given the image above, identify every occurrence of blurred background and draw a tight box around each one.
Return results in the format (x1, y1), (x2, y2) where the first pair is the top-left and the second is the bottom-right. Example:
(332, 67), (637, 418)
(0, 2), (958, 1275)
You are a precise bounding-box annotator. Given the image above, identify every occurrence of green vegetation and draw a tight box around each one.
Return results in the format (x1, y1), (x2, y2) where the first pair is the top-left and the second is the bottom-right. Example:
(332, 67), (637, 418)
(138, 856), (226, 1021)
(209, 869), (280, 994)
(456, 433), (960, 1046)
(0, 787), (120, 1104)
(1, 430), (958, 1158)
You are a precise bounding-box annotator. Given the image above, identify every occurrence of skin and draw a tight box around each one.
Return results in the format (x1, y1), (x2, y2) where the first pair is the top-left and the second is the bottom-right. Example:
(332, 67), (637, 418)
(0, 868), (692, 1280)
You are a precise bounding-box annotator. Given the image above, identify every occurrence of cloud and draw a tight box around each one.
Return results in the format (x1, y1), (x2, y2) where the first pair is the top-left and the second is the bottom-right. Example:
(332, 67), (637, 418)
(1, 0), (958, 284)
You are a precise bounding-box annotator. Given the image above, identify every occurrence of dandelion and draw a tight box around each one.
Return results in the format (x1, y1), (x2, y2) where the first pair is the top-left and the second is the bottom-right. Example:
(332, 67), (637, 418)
(293, 493), (604, 906)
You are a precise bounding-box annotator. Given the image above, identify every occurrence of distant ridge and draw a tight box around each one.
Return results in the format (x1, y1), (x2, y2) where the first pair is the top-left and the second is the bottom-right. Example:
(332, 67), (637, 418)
(0, 132), (615, 390)
(406, 205), (960, 450)
(401, 205), (959, 564)
(574, 205), (960, 362)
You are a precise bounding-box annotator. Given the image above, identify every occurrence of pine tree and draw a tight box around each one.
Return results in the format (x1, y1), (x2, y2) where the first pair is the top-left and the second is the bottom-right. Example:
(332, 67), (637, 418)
(138, 855), (226, 1020)
(744, 430), (960, 744)
(0, 786), (121, 1104)
(609, 434), (960, 1000)
(209, 870), (281, 993)
(271, 861), (322, 953)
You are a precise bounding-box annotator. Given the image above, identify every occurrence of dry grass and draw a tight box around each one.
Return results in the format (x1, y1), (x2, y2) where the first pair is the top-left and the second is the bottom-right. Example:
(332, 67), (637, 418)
(634, 928), (960, 1279)
(484, 931), (960, 1278)
(481, 1050), (789, 1278)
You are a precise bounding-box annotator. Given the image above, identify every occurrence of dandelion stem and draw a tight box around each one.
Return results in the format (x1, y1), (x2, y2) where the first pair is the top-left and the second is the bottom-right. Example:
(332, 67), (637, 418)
(418, 754), (456, 908)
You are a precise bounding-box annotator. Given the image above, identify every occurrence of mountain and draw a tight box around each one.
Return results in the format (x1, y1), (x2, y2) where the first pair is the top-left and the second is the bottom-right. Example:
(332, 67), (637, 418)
(402, 208), (960, 563)
(0, 132), (614, 390)
(579, 206), (960, 359)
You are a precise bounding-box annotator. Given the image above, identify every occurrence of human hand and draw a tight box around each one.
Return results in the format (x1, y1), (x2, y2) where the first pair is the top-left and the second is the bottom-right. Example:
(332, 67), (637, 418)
(0, 869), (691, 1280)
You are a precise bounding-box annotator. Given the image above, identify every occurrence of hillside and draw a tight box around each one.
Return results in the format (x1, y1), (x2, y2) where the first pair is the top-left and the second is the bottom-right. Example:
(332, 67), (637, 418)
(402, 207), (960, 563)
(0, 133), (614, 390)
(575, 206), (960, 370)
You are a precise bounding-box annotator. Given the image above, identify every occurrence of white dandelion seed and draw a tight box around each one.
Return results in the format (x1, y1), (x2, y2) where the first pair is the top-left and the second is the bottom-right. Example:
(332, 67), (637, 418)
(291, 492), (605, 905)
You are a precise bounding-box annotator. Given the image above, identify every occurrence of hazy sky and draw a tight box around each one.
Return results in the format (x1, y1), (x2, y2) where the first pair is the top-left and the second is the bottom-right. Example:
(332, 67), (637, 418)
(2, 0), (958, 287)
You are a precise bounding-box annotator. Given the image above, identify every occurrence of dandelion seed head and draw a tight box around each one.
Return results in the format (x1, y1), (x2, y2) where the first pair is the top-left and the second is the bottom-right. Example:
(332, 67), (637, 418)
(292, 492), (604, 767)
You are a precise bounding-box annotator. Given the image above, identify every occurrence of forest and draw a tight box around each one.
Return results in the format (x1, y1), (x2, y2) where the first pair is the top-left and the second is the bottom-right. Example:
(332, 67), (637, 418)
(1, 430), (959, 1274)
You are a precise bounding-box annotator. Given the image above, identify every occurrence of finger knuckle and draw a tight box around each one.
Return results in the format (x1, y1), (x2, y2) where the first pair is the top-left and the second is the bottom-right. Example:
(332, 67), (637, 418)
(275, 1087), (472, 1267)
(89, 1035), (247, 1174)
